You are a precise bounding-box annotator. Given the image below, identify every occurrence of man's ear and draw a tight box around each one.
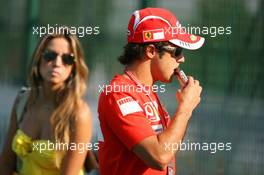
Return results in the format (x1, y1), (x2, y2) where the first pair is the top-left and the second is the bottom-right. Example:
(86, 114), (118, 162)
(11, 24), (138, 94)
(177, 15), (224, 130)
(145, 44), (156, 59)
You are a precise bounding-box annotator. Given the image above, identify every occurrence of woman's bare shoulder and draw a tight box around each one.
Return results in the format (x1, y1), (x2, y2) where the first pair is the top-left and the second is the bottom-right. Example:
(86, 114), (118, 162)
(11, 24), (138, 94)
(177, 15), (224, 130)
(74, 100), (92, 124)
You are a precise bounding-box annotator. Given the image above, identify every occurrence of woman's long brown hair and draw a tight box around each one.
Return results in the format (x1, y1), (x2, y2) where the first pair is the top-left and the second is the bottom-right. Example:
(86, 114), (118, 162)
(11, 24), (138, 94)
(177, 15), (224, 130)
(26, 28), (88, 159)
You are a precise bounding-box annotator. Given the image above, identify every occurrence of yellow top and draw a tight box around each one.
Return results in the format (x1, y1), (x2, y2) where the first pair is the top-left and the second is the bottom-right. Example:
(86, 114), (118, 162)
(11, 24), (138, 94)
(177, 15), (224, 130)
(12, 129), (84, 175)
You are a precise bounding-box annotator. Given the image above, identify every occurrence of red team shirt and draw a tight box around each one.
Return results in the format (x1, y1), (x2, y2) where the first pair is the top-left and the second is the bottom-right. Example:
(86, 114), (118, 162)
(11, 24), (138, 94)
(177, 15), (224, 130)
(98, 74), (176, 175)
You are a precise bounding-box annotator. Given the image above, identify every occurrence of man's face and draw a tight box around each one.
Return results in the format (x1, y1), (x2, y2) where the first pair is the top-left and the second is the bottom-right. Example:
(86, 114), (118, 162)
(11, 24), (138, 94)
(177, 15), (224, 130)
(151, 46), (185, 83)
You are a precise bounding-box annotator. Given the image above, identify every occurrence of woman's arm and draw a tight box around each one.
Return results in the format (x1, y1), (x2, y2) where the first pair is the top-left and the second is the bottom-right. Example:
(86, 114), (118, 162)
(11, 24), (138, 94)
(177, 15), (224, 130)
(0, 96), (19, 175)
(60, 101), (92, 175)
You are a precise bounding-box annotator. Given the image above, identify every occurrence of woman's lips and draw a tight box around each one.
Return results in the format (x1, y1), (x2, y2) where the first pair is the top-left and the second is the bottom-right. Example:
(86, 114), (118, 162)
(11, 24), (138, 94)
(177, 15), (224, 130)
(50, 70), (61, 76)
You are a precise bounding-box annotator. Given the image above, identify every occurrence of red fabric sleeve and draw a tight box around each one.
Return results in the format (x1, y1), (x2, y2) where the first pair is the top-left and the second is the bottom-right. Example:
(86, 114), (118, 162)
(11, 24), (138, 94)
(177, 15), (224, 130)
(103, 92), (156, 150)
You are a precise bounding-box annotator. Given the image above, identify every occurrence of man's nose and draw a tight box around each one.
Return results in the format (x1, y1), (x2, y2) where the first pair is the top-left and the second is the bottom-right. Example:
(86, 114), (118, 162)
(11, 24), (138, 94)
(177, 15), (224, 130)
(177, 56), (185, 63)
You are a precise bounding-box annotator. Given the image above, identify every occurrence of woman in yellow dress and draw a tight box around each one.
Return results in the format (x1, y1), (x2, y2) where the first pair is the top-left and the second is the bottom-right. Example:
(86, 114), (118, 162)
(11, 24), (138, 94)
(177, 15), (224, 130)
(0, 28), (92, 175)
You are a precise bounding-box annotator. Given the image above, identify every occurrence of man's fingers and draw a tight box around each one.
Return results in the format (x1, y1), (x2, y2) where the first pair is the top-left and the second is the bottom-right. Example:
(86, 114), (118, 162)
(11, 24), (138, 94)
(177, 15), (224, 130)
(194, 80), (200, 86)
(176, 74), (187, 88)
(187, 76), (194, 85)
(198, 86), (202, 95)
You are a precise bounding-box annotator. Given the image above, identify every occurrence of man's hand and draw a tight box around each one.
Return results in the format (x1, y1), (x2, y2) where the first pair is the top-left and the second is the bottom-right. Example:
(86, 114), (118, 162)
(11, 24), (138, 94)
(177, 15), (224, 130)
(133, 76), (202, 171)
(176, 76), (202, 119)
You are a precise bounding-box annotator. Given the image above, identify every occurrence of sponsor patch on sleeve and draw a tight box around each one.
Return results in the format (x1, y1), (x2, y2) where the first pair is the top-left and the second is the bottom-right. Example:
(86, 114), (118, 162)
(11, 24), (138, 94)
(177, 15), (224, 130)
(117, 96), (143, 116)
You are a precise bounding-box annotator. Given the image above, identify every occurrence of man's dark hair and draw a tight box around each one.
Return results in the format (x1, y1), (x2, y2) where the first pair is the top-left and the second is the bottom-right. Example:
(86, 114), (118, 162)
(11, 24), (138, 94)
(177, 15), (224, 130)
(118, 42), (171, 65)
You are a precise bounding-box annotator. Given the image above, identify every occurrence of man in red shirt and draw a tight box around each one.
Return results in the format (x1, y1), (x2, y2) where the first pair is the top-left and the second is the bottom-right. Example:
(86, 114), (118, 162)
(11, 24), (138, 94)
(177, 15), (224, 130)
(98, 8), (204, 175)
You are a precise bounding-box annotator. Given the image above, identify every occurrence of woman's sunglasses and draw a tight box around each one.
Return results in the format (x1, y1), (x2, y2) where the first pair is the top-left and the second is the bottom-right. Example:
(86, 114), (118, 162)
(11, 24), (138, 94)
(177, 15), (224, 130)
(42, 50), (75, 65)
(161, 45), (183, 58)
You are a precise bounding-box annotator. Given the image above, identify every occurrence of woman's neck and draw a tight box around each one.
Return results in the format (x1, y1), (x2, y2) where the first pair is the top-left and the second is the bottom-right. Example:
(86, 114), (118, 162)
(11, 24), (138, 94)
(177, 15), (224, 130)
(41, 82), (64, 103)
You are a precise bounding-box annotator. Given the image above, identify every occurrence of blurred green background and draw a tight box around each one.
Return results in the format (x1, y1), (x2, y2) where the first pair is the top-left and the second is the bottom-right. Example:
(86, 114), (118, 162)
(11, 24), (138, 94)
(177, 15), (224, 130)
(0, 0), (263, 174)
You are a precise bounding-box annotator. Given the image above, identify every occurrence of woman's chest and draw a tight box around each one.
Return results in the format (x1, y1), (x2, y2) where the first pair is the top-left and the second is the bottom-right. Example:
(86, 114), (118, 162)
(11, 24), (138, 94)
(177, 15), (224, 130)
(19, 106), (54, 141)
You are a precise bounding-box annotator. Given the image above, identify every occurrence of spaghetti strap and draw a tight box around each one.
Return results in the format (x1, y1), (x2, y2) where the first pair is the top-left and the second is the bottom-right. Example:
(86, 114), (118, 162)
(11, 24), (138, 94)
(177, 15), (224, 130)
(16, 87), (30, 127)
